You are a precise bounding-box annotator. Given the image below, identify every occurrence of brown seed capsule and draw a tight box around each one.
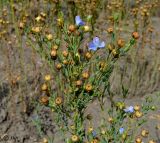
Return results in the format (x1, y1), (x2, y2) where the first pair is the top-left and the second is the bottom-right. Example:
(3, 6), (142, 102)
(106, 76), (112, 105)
(50, 50), (57, 60)
(107, 27), (113, 33)
(55, 96), (63, 105)
(62, 50), (68, 57)
(85, 83), (92, 92)
(117, 39), (125, 48)
(68, 24), (76, 32)
(85, 52), (92, 60)
(132, 32), (139, 39)
(40, 95), (49, 105)
(41, 83), (48, 91)
(56, 63), (62, 70)
(76, 80), (83, 86)
(82, 72), (89, 79)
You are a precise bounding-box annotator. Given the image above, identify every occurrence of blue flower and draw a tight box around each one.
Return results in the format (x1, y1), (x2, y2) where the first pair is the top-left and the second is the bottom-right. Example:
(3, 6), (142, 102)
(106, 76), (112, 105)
(88, 37), (105, 51)
(124, 106), (134, 113)
(92, 130), (97, 137)
(119, 127), (124, 134)
(75, 16), (85, 26)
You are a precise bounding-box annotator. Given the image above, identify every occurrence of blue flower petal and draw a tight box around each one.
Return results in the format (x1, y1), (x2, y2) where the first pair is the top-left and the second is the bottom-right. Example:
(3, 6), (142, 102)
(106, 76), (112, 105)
(119, 127), (124, 134)
(75, 16), (85, 26)
(92, 131), (97, 137)
(124, 106), (134, 113)
(98, 41), (105, 48)
(88, 41), (97, 51)
(93, 37), (100, 46)
(79, 21), (85, 26)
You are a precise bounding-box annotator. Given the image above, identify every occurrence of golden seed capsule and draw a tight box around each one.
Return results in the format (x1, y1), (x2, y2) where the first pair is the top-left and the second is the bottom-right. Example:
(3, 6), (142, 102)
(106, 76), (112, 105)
(135, 111), (143, 118)
(148, 140), (156, 143)
(40, 95), (49, 105)
(35, 15), (42, 22)
(43, 137), (48, 143)
(50, 50), (57, 60)
(62, 50), (68, 57)
(134, 105), (140, 111)
(85, 52), (92, 60)
(56, 63), (62, 70)
(19, 22), (25, 29)
(55, 96), (63, 105)
(85, 83), (92, 92)
(91, 139), (99, 143)
(82, 72), (89, 79)
(132, 32), (139, 39)
(141, 129), (149, 137)
(63, 60), (68, 65)
(107, 44), (113, 51)
(52, 45), (58, 50)
(88, 127), (93, 133)
(112, 49), (118, 57)
(31, 26), (41, 33)
(76, 80), (83, 86)
(83, 25), (90, 32)
(41, 83), (48, 91)
(71, 135), (79, 142)
(45, 74), (51, 81)
(57, 18), (64, 27)
(108, 117), (113, 123)
(135, 137), (142, 143)
(68, 24), (76, 32)
(46, 34), (53, 40)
